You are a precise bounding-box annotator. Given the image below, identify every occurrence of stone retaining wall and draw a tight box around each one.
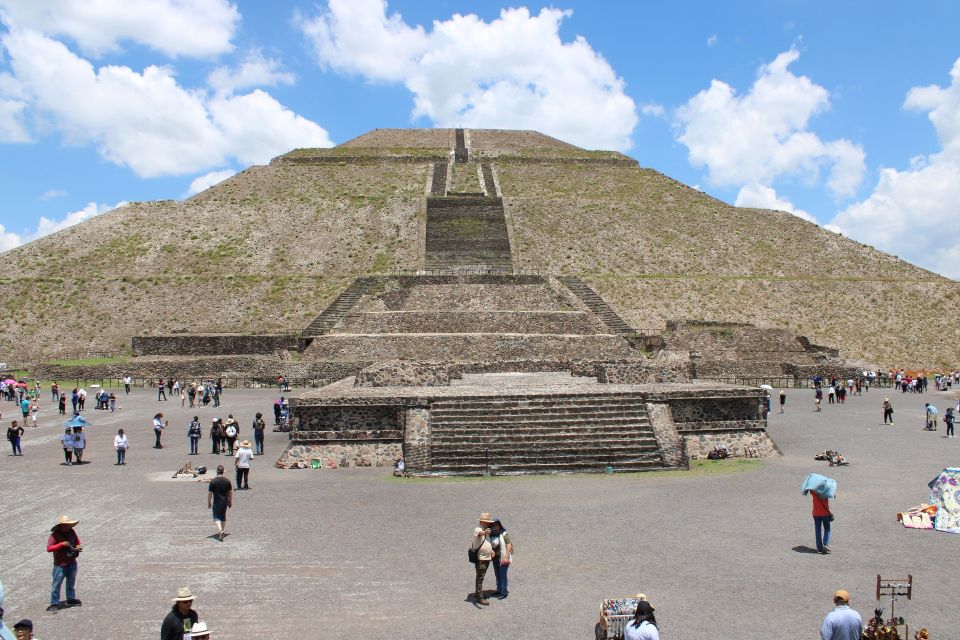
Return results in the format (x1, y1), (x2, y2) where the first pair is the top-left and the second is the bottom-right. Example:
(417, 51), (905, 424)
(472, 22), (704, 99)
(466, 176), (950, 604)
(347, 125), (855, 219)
(278, 441), (402, 468)
(132, 334), (297, 357)
(296, 406), (401, 431)
(597, 362), (693, 384)
(355, 361), (451, 387)
(337, 310), (598, 335)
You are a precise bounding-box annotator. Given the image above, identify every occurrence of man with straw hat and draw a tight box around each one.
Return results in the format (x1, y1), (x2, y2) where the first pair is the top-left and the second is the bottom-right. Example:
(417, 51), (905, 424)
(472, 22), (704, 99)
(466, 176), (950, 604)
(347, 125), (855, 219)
(234, 439), (253, 490)
(45, 516), (82, 613)
(469, 513), (496, 605)
(160, 587), (198, 640)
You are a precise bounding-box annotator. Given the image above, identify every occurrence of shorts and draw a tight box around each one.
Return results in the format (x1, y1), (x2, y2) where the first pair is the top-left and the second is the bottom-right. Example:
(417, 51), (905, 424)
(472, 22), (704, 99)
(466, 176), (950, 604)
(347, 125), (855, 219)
(212, 503), (227, 522)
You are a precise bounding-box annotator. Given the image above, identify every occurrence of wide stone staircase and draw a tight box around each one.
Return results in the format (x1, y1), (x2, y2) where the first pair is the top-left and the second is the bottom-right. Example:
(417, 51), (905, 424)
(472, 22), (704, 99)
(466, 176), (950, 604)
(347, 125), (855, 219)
(424, 196), (512, 271)
(303, 277), (382, 338)
(427, 393), (666, 474)
(431, 160), (448, 195)
(557, 276), (635, 334)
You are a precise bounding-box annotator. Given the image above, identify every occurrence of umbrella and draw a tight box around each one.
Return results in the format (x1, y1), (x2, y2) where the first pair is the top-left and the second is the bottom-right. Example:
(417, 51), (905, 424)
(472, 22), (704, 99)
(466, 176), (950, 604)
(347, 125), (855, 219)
(759, 384), (774, 390)
(2, 379), (14, 385)
(63, 414), (92, 429)
(801, 473), (836, 499)
(14, 382), (27, 388)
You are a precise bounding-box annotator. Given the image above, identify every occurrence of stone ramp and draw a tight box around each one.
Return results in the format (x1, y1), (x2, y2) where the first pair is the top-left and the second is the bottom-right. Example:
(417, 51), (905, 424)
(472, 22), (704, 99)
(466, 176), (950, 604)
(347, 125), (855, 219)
(427, 392), (665, 475)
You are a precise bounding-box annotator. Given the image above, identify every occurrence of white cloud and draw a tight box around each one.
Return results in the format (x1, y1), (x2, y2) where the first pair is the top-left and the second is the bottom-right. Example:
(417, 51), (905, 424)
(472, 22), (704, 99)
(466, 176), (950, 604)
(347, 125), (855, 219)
(207, 51), (295, 96)
(0, 201), (123, 253)
(734, 182), (815, 222)
(300, 0), (637, 151)
(675, 48), (865, 200)
(0, 28), (332, 177)
(640, 103), (665, 118)
(706, 34), (717, 47)
(186, 168), (236, 196)
(828, 58), (960, 280)
(0, 0), (239, 58)
(40, 189), (67, 200)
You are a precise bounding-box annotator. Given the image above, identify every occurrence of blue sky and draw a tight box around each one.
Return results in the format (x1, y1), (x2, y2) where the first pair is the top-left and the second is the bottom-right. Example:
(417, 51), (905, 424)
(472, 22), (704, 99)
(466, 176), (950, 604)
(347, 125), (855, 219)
(1, 1), (959, 278)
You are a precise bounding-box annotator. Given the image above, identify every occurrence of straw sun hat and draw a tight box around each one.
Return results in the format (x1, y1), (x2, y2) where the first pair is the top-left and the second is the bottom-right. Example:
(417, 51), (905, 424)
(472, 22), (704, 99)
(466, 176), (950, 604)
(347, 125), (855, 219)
(172, 587), (195, 603)
(51, 515), (79, 531)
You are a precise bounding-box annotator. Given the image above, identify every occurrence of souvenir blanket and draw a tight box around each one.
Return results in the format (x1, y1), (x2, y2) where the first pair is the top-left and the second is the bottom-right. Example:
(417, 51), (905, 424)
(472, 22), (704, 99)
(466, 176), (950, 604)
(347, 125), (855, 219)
(929, 468), (960, 534)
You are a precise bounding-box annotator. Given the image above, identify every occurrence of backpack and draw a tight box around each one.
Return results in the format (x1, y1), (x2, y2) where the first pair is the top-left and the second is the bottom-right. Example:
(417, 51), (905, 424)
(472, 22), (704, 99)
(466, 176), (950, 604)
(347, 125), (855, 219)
(226, 425), (237, 438)
(189, 422), (201, 436)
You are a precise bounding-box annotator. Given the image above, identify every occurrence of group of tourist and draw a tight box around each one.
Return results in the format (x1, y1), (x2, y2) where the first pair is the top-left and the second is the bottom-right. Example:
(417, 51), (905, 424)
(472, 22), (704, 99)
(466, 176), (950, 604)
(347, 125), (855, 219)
(156, 378), (224, 408)
(468, 513), (513, 605)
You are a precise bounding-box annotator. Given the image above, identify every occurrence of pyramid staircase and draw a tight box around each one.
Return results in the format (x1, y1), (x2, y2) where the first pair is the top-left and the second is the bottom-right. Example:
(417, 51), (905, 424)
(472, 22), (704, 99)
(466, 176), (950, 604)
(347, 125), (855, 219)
(303, 277), (382, 338)
(427, 392), (666, 475)
(557, 276), (635, 335)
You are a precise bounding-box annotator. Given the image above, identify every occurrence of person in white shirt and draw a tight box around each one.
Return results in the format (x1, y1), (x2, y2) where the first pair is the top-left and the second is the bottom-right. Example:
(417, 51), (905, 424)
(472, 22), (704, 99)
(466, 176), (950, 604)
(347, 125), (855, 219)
(234, 440), (253, 490)
(624, 600), (659, 640)
(114, 429), (128, 466)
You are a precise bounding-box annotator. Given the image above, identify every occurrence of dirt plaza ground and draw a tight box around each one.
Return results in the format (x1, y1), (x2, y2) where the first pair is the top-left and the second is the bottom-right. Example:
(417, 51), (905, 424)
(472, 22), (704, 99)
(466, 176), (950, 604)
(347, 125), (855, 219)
(0, 384), (958, 639)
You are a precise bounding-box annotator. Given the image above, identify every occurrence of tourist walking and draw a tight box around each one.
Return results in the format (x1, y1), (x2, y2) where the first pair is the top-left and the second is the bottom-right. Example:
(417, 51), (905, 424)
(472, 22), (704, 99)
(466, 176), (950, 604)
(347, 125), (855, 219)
(160, 587), (199, 640)
(779, 390), (786, 414)
(29, 400), (39, 427)
(157, 378), (166, 401)
(224, 416), (238, 455)
(153, 413), (166, 449)
(188, 417), (202, 455)
(60, 428), (73, 465)
(114, 429), (128, 465)
(51, 381), (59, 402)
(828, 385), (835, 404)
(490, 519), (513, 599)
(7, 420), (23, 456)
(123, 375), (131, 395)
(882, 398), (894, 424)
(76, 389), (86, 412)
(46, 515), (82, 612)
(945, 407), (955, 438)
(470, 514), (495, 605)
(624, 600), (659, 640)
(820, 590), (862, 640)
(252, 412), (266, 455)
(235, 440), (253, 489)
(109, 392), (116, 412)
(19, 397), (29, 427)
(812, 490), (833, 554)
(210, 419), (221, 455)
(207, 466), (232, 541)
(71, 428), (85, 464)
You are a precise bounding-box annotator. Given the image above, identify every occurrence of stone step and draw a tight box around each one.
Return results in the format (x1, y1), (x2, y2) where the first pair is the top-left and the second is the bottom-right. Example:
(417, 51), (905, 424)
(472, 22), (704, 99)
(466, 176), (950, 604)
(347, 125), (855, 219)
(432, 446), (662, 461)
(430, 395), (648, 410)
(431, 437), (659, 450)
(431, 416), (651, 430)
(432, 427), (654, 440)
(430, 404), (650, 417)
(426, 458), (666, 475)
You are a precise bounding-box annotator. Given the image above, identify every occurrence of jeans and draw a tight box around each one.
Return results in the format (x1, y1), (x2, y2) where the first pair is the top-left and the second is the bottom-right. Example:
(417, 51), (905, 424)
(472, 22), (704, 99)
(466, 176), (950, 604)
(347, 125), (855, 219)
(948, 422), (955, 437)
(190, 437), (200, 455)
(884, 409), (894, 424)
(474, 560), (489, 596)
(814, 515), (832, 551)
(10, 436), (21, 455)
(116, 448), (126, 464)
(236, 467), (249, 488)
(51, 562), (77, 605)
(254, 432), (264, 455)
(124, 384), (130, 395)
(154, 429), (162, 447)
(493, 557), (509, 596)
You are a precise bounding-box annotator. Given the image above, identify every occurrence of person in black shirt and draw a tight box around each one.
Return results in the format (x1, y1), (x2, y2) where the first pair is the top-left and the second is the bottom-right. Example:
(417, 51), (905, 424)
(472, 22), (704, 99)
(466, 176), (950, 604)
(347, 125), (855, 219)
(161, 587), (198, 640)
(207, 465), (232, 541)
(252, 412), (266, 455)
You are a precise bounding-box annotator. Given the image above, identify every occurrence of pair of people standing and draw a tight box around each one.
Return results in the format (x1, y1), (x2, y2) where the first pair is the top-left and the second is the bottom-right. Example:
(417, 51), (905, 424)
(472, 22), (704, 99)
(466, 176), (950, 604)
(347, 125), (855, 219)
(59, 428), (85, 465)
(468, 513), (513, 605)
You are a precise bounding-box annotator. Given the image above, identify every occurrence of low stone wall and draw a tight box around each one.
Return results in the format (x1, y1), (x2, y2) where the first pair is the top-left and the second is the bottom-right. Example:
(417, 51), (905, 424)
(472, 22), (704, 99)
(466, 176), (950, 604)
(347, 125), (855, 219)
(597, 362), (693, 384)
(355, 361), (451, 387)
(337, 310), (598, 334)
(296, 406), (401, 430)
(645, 403), (685, 468)
(302, 334), (635, 362)
(681, 426), (777, 459)
(132, 334), (296, 357)
(29, 357), (366, 384)
(278, 441), (402, 468)
(668, 396), (761, 423)
(693, 360), (790, 378)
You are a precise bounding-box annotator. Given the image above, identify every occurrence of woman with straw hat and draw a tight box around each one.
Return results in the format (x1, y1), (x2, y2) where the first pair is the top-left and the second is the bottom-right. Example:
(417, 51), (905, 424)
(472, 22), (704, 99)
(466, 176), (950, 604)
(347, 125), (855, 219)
(160, 587), (198, 640)
(469, 513), (495, 605)
(234, 440), (253, 490)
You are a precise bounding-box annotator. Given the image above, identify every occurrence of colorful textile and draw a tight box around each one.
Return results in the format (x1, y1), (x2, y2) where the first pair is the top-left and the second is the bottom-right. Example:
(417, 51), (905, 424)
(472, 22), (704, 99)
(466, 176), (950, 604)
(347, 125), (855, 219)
(929, 468), (960, 534)
(801, 473), (837, 498)
(897, 504), (936, 529)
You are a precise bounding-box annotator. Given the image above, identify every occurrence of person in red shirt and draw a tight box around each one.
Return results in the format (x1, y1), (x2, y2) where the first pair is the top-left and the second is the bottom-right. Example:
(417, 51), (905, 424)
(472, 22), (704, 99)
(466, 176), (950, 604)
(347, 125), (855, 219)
(46, 516), (82, 612)
(812, 493), (832, 554)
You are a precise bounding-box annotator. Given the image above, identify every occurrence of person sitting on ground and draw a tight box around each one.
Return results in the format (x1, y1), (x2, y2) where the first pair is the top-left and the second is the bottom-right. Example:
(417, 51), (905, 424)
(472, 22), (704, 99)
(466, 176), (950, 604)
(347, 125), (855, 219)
(393, 458), (406, 477)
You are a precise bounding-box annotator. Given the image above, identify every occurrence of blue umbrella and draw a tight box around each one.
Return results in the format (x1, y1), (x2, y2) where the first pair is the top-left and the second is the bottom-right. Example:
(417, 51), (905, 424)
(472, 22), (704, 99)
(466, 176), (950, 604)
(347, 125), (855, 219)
(63, 414), (92, 429)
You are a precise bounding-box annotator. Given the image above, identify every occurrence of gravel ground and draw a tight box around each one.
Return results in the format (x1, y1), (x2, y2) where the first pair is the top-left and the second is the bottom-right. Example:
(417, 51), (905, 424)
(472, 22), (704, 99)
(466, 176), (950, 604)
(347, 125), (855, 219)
(0, 385), (958, 639)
